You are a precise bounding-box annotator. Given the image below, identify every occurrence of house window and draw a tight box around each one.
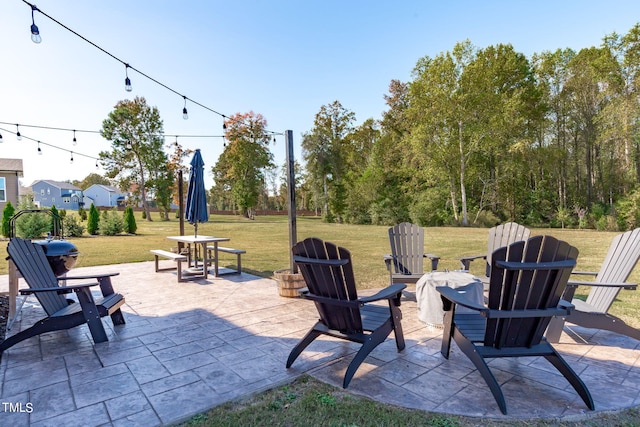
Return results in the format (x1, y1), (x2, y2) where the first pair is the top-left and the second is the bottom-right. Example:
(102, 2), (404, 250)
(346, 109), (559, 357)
(47, 188), (51, 195)
(0, 177), (5, 202)
(63, 197), (71, 204)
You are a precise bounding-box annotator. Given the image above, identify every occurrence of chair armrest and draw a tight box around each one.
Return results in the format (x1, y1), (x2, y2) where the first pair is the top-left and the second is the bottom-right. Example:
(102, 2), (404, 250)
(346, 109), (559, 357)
(571, 271), (598, 277)
(496, 259), (576, 271)
(457, 254), (486, 270)
(567, 280), (637, 290)
(19, 282), (100, 295)
(301, 293), (361, 309)
(424, 253), (440, 260)
(59, 272), (119, 281)
(436, 286), (489, 314)
(458, 254), (486, 262)
(359, 284), (407, 304)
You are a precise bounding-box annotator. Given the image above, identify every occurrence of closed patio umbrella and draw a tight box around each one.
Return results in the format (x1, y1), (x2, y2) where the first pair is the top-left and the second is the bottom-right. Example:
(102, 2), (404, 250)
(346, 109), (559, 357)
(185, 149), (208, 237)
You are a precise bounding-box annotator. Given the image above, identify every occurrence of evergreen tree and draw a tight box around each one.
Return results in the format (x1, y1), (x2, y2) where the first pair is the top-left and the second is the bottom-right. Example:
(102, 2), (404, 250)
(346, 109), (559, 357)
(2, 201), (15, 237)
(123, 206), (137, 234)
(49, 204), (60, 235)
(87, 203), (100, 235)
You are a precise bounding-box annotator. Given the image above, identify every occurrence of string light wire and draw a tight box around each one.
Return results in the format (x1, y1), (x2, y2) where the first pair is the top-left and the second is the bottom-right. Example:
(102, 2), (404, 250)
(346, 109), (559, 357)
(21, 0), (282, 136)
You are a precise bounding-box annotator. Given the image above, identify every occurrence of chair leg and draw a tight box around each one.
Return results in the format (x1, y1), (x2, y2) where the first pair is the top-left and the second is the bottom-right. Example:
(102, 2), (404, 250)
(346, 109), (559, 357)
(75, 287), (109, 344)
(343, 324), (392, 388)
(286, 326), (322, 368)
(389, 303), (405, 351)
(568, 311), (640, 341)
(545, 316), (564, 343)
(453, 328), (507, 414)
(544, 348), (595, 410)
(0, 313), (85, 352)
(440, 309), (455, 358)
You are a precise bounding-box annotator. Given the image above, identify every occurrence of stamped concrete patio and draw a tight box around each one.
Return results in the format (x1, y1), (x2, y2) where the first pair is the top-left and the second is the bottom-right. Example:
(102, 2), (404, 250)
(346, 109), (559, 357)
(0, 261), (639, 426)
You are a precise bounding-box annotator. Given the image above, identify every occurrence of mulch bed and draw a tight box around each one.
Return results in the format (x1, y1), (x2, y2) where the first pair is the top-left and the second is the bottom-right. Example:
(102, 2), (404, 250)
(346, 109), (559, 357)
(0, 296), (8, 339)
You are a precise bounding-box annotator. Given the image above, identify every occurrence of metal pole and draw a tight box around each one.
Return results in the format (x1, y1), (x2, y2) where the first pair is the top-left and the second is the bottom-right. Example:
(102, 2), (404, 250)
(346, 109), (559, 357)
(178, 170), (185, 236)
(285, 130), (298, 273)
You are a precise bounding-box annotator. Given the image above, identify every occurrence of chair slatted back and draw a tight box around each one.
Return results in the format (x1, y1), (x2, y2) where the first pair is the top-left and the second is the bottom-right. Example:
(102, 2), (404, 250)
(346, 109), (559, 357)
(7, 238), (70, 316)
(388, 222), (424, 275)
(485, 236), (578, 348)
(292, 238), (362, 334)
(587, 228), (640, 312)
(486, 222), (531, 274)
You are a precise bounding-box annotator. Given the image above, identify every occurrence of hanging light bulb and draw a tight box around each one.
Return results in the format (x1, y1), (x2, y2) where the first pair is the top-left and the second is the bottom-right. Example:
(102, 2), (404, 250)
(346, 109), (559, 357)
(72, 129), (77, 146)
(95, 160), (99, 169)
(174, 136), (178, 147)
(37, 141), (42, 155)
(0, 133), (3, 143)
(124, 64), (132, 92)
(30, 5), (41, 43)
(182, 96), (189, 120)
(16, 124), (21, 141)
(125, 140), (132, 150)
(70, 151), (74, 163)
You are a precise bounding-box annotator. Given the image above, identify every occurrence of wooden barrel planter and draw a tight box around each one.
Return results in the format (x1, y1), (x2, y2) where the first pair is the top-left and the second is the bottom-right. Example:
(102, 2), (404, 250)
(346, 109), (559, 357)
(274, 269), (306, 298)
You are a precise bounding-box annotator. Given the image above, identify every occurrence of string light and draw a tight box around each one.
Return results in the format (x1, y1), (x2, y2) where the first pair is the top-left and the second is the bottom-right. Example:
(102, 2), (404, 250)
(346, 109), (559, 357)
(95, 159), (99, 169)
(0, 133), (3, 142)
(72, 129), (77, 145)
(124, 64), (132, 92)
(16, 124), (22, 141)
(0, 126), (99, 165)
(37, 141), (42, 154)
(70, 151), (74, 163)
(30, 4), (41, 43)
(182, 96), (189, 120)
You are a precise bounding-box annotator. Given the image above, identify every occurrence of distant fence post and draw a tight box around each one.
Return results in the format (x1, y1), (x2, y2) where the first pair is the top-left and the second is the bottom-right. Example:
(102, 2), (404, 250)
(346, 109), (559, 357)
(286, 130), (298, 273)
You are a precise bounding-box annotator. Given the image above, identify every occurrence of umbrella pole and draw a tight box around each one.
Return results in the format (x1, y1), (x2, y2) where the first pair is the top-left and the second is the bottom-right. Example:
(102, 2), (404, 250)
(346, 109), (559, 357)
(194, 223), (198, 238)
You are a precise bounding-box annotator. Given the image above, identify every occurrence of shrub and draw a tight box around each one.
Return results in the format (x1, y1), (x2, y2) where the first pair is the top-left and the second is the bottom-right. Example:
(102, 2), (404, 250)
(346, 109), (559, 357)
(2, 201), (15, 237)
(78, 206), (87, 221)
(63, 214), (85, 237)
(100, 209), (124, 236)
(123, 207), (137, 234)
(50, 205), (60, 235)
(87, 204), (100, 235)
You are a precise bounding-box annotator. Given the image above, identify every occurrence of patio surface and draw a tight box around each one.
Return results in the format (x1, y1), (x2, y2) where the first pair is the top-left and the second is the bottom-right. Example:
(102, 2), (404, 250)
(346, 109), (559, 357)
(0, 261), (639, 426)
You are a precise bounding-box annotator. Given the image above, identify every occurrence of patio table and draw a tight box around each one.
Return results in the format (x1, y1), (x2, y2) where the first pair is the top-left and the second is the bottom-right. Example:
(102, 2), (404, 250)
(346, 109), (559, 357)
(416, 271), (484, 327)
(166, 235), (230, 278)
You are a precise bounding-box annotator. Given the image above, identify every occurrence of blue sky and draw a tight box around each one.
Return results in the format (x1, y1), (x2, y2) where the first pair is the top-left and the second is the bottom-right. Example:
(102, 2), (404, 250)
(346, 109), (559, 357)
(1, 0), (639, 190)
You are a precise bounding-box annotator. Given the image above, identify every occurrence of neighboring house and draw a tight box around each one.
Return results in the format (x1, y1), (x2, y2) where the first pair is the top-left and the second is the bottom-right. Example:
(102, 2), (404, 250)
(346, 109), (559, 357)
(84, 184), (126, 207)
(32, 180), (84, 210)
(0, 158), (23, 212)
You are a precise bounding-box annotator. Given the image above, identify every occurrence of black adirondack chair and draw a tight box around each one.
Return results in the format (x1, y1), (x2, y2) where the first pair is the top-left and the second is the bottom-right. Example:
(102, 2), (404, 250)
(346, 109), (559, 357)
(287, 237), (406, 388)
(437, 235), (594, 415)
(546, 228), (640, 343)
(384, 222), (440, 285)
(1, 238), (126, 353)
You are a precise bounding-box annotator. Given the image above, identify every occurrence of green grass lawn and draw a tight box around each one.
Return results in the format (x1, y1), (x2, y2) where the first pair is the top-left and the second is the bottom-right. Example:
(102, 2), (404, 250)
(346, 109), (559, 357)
(2, 212), (639, 328)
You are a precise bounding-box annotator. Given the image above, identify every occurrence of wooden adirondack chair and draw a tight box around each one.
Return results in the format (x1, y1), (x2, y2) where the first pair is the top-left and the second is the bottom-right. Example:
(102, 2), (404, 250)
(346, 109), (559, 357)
(384, 222), (440, 285)
(546, 228), (640, 343)
(437, 235), (594, 415)
(458, 222), (531, 277)
(287, 237), (406, 388)
(1, 238), (126, 353)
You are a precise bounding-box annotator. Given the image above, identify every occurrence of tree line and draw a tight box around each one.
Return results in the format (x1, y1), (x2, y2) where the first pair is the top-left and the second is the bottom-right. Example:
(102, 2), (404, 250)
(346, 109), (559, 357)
(299, 24), (640, 230)
(95, 23), (640, 230)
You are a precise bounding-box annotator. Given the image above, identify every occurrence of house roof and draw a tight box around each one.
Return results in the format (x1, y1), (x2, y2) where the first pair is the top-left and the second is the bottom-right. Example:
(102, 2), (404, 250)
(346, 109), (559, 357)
(87, 184), (123, 193)
(0, 158), (24, 176)
(32, 180), (82, 191)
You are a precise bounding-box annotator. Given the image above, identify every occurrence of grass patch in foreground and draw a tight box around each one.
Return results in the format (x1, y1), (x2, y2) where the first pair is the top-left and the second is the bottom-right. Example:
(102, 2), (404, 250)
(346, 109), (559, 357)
(179, 375), (640, 427)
